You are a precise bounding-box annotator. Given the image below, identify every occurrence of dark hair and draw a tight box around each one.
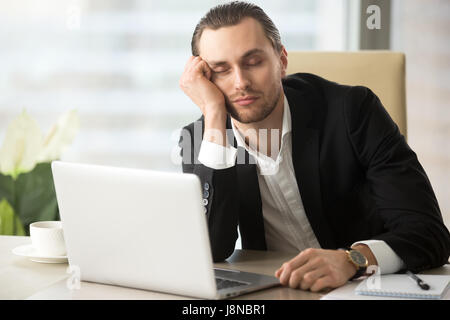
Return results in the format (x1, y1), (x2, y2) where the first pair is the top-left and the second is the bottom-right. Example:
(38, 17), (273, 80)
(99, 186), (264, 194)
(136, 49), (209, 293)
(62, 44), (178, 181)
(191, 1), (282, 56)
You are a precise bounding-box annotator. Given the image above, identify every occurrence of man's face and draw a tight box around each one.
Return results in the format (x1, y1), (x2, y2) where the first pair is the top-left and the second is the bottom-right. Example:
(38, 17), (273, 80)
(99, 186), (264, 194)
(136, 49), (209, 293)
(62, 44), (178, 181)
(198, 17), (287, 124)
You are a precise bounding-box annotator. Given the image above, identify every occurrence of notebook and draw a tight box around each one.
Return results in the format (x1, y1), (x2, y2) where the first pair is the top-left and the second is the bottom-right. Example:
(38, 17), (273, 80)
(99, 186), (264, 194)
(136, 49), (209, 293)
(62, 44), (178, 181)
(355, 274), (450, 299)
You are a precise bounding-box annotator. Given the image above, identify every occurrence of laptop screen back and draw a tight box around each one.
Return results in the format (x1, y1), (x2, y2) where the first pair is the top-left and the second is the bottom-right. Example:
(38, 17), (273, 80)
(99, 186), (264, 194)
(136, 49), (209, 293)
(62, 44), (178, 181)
(52, 161), (217, 299)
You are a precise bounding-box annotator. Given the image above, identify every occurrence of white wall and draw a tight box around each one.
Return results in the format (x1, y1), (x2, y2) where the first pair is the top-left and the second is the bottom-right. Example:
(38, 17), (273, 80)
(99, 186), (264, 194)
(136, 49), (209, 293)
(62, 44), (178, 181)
(391, 0), (450, 229)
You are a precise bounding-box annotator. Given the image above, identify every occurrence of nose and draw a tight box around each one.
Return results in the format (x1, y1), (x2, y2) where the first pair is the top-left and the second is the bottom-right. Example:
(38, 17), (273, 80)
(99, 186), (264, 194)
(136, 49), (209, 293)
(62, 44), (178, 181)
(234, 68), (251, 91)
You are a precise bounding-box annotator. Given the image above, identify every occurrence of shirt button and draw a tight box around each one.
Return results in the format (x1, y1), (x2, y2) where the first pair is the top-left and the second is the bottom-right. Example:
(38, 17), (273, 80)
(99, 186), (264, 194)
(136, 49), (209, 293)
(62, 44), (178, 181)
(204, 182), (210, 191)
(203, 190), (210, 199)
(202, 198), (208, 206)
(203, 207), (207, 214)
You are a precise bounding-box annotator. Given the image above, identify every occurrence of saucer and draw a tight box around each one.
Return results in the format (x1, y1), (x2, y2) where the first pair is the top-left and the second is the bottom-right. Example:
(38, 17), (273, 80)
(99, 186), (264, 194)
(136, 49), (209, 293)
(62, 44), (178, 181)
(12, 244), (68, 264)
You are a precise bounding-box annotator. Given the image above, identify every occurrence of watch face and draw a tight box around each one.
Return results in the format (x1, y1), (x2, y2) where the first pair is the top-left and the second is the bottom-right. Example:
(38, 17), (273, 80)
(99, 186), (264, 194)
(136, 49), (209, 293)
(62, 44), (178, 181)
(349, 250), (367, 267)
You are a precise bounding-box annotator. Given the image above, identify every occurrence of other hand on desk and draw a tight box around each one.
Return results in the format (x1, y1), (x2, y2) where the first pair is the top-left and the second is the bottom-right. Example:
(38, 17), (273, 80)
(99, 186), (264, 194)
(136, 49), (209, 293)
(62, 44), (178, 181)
(275, 248), (359, 292)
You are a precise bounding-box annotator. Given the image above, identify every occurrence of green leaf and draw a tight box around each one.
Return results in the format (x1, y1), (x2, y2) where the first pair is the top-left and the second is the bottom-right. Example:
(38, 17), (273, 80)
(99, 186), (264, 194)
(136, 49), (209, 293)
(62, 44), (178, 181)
(0, 198), (14, 235)
(14, 213), (26, 236)
(0, 198), (25, 236)
(14, 162), (59, 235)
(0, 172), (14, 206)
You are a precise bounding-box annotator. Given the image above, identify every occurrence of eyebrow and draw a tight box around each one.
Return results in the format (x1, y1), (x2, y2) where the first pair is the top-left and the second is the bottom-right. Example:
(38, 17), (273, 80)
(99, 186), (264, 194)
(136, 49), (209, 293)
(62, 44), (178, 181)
(207, 48), (265, 67)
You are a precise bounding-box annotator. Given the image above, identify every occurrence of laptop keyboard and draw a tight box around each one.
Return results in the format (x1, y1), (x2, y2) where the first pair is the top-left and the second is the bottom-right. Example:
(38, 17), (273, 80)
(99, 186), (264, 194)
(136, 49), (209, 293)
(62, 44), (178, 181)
(215, 278), (249, 290)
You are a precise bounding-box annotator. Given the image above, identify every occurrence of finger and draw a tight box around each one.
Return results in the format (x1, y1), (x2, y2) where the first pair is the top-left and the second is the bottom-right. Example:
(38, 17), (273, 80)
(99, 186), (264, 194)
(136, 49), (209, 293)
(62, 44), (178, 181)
(275, 264), (287, 277)
(181, 58), (210, 89)
(299, 267), (328, 291)
(286, 248), (318, 270)
(287, 269), (303, 289)
(185, 56), (206, 76)
(288, 258), (323, 289)
(278, 249), (313, 284)
(309, 275), (333, 293)
(279, 263), (293, 285)
(183, 56), (198, 72)
(204, 65), (212, 80)
(280, 251), (322, 286)
(275, 267), (282, 278)
(193, 60), (212, 79)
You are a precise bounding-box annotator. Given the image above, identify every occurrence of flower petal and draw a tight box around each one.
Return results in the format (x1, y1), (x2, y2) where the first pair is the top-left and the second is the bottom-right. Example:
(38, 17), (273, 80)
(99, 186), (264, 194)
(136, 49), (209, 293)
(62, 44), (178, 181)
(0, 110), (43, 178)
(37, 109), (80, 163)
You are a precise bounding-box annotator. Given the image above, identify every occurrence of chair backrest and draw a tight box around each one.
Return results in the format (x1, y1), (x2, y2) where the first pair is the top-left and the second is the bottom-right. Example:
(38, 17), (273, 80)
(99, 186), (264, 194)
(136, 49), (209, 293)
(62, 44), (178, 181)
(286, 51), (407, 138)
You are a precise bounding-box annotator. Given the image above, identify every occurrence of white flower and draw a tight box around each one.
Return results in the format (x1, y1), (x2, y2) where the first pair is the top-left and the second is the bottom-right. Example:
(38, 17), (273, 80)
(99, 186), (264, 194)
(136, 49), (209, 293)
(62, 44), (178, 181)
(0, 109), (79, 179)
(0, 110), (43, 179)
(37, 110), (80, 163)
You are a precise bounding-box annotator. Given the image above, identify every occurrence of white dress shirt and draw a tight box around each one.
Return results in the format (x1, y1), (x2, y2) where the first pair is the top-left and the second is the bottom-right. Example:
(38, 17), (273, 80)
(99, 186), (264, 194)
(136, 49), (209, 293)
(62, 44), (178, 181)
(198, 96), (405, 274)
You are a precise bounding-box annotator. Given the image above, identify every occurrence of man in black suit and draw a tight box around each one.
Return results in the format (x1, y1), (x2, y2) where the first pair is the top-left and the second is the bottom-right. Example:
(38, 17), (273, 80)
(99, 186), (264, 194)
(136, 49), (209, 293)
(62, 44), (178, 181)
(178, 1), (450, 292)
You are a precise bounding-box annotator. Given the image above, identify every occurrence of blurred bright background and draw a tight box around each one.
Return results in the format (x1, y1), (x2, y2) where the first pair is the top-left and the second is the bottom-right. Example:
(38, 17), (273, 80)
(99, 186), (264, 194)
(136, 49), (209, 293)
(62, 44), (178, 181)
(0, 0), (449, 228)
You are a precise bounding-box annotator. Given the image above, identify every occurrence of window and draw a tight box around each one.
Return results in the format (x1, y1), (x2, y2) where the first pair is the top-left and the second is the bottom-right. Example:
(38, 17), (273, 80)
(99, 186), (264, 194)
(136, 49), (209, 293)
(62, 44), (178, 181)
(0, 0), (349, 172)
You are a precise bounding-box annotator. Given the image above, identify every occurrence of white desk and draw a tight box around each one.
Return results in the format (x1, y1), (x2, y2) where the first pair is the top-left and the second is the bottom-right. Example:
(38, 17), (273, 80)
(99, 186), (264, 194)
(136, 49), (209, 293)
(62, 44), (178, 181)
(1, 236), (449, 300)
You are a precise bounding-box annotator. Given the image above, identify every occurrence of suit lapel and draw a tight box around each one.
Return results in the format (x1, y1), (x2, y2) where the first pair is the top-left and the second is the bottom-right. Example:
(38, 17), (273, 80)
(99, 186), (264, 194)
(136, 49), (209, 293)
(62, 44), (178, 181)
(226, 116), (267, 250)
(285, 85), (336, 249)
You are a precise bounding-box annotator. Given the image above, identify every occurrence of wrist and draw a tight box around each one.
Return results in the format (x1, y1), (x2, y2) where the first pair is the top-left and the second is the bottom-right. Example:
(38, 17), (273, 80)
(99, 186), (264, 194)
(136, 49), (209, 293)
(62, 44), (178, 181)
(351, 244), (378, 267)
(340, 250), (358, 279)
(204, 109), (227, 128)
(340, 247), (369, 280)
(204, 111), (228, 146)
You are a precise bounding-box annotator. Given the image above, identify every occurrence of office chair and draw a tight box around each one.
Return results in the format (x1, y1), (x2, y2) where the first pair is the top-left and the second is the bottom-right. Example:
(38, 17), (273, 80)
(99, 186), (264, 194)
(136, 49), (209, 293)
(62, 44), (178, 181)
(286, 51), (407, 139)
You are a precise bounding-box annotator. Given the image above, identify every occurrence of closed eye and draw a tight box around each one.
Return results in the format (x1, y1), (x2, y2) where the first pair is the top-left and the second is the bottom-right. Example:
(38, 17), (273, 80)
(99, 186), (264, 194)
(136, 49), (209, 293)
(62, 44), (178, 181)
(246, 58), (262, 67)
(248, 61), (261, 66)
(213, 68), (230, 74)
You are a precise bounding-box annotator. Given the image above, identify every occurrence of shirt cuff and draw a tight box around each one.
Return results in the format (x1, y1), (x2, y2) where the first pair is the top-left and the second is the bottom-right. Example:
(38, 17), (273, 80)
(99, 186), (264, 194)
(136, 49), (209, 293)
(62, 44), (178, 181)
(198, 140), (237, 170)
(352, 240), (406, 275)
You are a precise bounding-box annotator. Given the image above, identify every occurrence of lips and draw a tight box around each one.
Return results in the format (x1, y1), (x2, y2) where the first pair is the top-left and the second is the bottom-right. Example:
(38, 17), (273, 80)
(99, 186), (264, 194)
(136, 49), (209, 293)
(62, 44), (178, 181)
(233, 96), (259, 106)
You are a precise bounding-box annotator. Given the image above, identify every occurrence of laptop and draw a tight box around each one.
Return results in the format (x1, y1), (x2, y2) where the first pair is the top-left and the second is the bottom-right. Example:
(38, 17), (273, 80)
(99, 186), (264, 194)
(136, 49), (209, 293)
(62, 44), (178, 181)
(51, 161), (280, 299)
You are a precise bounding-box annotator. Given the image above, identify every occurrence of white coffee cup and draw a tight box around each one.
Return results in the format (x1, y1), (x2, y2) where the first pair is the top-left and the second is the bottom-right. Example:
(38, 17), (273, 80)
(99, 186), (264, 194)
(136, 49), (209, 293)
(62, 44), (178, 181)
(30, 221), (66, 256)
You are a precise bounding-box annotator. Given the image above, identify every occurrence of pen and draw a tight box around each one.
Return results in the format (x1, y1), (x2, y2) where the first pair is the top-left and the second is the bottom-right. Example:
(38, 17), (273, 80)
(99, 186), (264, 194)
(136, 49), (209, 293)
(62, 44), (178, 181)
(406, 270), (430, 290)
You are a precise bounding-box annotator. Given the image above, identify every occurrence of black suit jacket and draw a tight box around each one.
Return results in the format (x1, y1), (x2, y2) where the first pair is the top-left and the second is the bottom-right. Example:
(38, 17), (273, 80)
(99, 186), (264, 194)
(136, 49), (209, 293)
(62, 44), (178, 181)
(178, 73), (450, 273)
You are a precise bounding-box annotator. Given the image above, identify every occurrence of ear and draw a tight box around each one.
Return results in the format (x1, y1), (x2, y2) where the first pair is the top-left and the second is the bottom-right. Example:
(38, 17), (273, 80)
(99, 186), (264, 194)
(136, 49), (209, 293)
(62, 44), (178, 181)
(279, 46), (288, 78)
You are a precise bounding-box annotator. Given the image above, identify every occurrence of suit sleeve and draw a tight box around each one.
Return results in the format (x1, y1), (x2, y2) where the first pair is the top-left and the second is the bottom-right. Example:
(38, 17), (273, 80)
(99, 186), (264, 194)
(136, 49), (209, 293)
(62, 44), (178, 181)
(345, 86), (450, 272)
(178, 119), (239, 262)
